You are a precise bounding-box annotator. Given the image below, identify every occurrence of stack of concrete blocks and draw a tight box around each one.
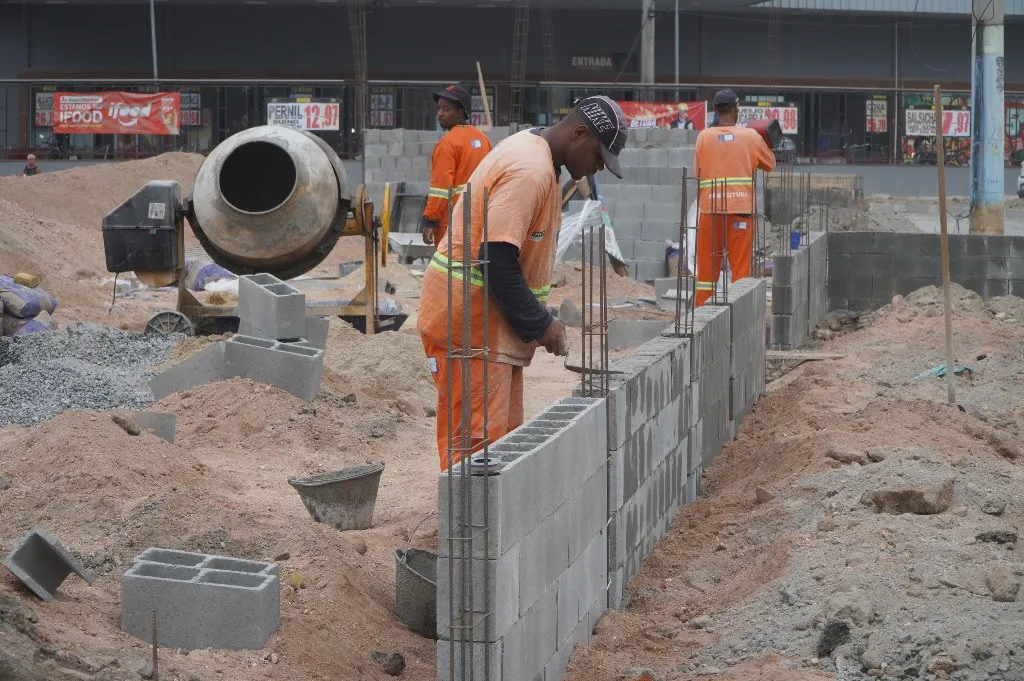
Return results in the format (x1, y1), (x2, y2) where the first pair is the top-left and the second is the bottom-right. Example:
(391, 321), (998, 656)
(827, 232), (1024, 312)
(361, 127), (515, 209)
(149, 273), (326, 402)
(686, 304), (733, 473)
(769, 239), (811, 349)
(579, 128), (696, 283)
(806, 232), (828, 334)
(436, 397), (607, 681)
(604, 332), (691, 610)
(122, 547), (279, 650)
(720, 279), (768, 436)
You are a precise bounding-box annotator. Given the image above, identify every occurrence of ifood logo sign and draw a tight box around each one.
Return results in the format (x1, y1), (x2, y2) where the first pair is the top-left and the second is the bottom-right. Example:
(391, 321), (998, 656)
(107, 101), (153, 128)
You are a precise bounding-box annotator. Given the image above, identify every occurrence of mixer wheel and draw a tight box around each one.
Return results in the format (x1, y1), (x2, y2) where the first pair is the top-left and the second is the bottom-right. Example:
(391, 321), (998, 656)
(145, 310), (195, 336)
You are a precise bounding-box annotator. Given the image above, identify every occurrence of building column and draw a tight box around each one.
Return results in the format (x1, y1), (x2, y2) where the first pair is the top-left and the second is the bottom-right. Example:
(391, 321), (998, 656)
(641, 0), (656, 90)
(970, 0), (1005, 234)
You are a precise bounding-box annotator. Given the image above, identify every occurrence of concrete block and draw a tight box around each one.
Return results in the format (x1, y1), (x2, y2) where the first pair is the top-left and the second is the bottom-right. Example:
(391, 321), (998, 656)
(149, 342), (228, 400)
(300, 314), (330, 351)
(645, 202), (681, 223)
(2, 526), (93, 601)
(517, 502), (570, 614)
(237, 273), (306, 340)
(503, 584), (557, 681)
(607, 318), (669, 350)
(651, 184), (683, 204)
(133, 411), (176, 443)
(629, 259), (667, 282)
(224, 335), (324, 401)
(633, 239), (673, 261)
(640, 220), (682, 242)
(437, 640), (502, 681)
(566, 466), (608, 564)
(122, 548), (279, 650)
(437, 546), (520, 642)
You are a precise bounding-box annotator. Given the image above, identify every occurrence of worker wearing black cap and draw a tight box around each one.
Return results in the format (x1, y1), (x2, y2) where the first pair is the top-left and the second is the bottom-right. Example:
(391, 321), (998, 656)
(692, 88), (776, 307)
(422, 84), (493, 247)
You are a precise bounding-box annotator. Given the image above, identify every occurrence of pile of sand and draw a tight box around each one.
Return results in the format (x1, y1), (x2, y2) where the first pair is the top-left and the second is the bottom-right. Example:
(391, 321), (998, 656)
(323, 319), (436, 413)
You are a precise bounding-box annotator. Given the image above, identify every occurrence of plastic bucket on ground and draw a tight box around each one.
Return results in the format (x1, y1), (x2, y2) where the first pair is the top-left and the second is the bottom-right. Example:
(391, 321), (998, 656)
(790, 231), (803, 251)
(395, 548), (438, 639)
(288, 463), (385, 531)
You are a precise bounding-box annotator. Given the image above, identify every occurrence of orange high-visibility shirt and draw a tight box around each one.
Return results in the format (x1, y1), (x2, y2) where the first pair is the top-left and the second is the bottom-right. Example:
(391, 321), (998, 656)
(694, 125), (776, 215)
(423, 124), (493, 229)
(417, 130), (561, 367)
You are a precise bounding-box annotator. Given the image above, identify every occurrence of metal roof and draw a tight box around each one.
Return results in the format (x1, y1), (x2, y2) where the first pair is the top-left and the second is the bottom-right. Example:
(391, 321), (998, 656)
(752, 0), (1024, 15)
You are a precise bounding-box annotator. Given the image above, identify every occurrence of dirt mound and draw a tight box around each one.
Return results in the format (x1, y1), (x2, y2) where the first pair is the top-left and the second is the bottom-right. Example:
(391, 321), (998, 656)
(323, 319), (436, 413)
(794, 200), (920, 234)
(0, 152), (204, 229)
(566, 280), (1024, 681)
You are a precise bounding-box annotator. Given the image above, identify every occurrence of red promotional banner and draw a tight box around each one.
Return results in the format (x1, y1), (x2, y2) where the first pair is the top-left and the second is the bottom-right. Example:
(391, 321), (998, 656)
(615, 101), (707, 130)
(53, 92), (181, 135)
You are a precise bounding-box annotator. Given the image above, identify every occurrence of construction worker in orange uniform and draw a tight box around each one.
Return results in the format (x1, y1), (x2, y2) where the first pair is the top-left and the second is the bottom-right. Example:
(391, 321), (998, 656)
(422, 85), (493, 247)
(418, 96), (629, 472)
(693, 89), (776, 307)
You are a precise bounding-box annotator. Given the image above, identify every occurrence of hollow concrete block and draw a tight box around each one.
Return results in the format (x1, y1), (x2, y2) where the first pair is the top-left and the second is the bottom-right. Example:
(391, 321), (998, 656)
(224, 334), (324, 401)
(121, 548), (279, 650)
(437, 639), (502, 681)
(436, 545), (520, 642)
(238, 273), (307, 341)
(2, 526), (93, 601)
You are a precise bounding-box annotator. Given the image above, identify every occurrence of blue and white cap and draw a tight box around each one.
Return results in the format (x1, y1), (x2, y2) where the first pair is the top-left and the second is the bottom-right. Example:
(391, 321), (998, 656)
(573, 95), (628, 178)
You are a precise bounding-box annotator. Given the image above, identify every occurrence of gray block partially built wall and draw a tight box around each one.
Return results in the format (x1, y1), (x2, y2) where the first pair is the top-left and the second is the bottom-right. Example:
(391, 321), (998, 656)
(769, 231), (827, 349)
(437, 276), (770, 681)
(827, 232), (1024, 311)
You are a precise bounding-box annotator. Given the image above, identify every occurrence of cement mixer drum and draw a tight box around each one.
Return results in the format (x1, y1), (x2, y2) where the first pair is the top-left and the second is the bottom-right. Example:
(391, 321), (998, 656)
(189, 125), (352, 280)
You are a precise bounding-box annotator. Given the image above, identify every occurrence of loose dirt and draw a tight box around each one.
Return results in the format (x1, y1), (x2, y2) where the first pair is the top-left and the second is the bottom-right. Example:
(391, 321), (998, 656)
(564, 286), (1024, 681)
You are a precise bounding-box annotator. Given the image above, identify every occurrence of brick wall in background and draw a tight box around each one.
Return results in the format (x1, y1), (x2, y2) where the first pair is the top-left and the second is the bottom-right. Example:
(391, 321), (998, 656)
(827, 232), (1024, 312)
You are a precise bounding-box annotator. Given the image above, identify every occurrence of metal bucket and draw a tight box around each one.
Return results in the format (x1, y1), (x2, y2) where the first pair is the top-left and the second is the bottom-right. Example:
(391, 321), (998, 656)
(395, 548), (437, 639)
(288, 463), (385, 531)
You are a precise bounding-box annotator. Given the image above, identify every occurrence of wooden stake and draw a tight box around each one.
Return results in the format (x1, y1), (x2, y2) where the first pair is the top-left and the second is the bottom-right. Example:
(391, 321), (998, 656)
(933, 84), (957, 407)
(151, 609), (159, 681)
(476, 62), (493, 128)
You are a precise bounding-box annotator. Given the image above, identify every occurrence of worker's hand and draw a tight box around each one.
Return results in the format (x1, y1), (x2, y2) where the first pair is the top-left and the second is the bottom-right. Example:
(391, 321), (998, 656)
(422, 225), (435, 245)
(538, 317), (568, 356)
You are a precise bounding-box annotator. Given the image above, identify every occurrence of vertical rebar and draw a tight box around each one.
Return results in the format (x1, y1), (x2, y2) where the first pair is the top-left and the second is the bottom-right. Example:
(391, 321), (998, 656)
(674, 169), (687, 336)
(480, 185), (492, 673)
(445, 186), (457, 681)
(459, 182), (473, 681)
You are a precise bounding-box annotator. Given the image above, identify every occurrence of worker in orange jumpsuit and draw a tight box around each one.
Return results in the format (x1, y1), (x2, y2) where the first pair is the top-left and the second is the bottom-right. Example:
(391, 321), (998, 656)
(693, 89), (776, 307)
(418, 96), (629, 471)
(422, 84), (493, 248)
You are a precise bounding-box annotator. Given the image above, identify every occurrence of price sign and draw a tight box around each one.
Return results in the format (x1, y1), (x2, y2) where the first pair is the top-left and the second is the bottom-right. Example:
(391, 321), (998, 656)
(866, 99), (888, 133)
(905, 107), (971, 137)
(738, 104), (799, 134)
(266, 101), (340, 131)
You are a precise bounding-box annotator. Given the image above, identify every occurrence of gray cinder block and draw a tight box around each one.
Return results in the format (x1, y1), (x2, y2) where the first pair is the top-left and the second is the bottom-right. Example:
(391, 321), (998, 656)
(3, 526), (93, 601)
(437, 639), (502, 681)
(224, 334), (324, 401)
(607, 318), (670, 350)
(502, 585), (557, 681)
(436, 546), (520, 642)
(133, 411), (176, 443)
(149, 342), (228, 401)
(121, 547), (279, 650)
(238, 273), (307, 341)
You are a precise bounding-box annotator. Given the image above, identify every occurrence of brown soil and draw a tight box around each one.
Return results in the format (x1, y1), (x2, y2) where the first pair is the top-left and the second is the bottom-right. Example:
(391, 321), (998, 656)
(564, 291), (1024, 681)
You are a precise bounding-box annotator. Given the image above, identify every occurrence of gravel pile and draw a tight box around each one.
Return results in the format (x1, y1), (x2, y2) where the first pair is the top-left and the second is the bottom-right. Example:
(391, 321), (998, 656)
(0, 323), (181, 427)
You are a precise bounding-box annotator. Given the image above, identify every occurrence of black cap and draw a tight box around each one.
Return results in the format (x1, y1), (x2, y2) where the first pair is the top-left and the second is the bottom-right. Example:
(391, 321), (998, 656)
(572, 95), (628, 179)
(713, 89), (740, 108)
(433, 84), (472, 118)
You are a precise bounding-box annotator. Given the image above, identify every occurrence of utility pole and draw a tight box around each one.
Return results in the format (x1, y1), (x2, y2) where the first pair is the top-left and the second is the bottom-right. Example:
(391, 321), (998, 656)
(969, 0), (1005, 234)
(641, 0), (656, 95)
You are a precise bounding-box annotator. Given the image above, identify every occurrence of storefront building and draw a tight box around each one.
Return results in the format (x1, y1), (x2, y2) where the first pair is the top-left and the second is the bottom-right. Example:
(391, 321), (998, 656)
(2, 0), (1024, 164)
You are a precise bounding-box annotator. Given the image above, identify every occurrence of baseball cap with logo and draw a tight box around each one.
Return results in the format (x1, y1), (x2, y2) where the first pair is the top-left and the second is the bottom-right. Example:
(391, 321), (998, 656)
(572, 95), (629, 179)
(433, 84), (472, 117)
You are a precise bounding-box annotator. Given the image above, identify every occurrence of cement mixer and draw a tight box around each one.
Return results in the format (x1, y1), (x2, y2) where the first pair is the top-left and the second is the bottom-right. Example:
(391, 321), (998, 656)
(102, 125), (393, 336)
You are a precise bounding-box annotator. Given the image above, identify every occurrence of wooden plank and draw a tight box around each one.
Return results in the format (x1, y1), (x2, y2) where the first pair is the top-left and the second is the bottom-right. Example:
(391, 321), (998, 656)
(766, 351), (846, 362)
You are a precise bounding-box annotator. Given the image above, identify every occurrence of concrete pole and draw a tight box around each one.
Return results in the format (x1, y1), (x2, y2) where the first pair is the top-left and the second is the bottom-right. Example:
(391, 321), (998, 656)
(149, 0), (159, 81)
(641, 0), (656, 92)
(969, 0), (1004, 234)
(674, 0), (679, 99)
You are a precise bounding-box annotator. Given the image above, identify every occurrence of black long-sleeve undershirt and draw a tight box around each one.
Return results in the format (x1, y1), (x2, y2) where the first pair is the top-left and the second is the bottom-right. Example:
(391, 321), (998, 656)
(479, 241), (553, 343)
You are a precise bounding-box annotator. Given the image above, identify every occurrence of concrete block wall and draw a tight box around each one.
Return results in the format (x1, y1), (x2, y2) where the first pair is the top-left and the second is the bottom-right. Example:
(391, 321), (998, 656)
(827, 232), (1024, 311)
(437, 397), (607, 681)
(361, 127), (515, 208)
(595, 129), (696, 283)
(437, 277), (770, 681)
(769, 231), (827, 349)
